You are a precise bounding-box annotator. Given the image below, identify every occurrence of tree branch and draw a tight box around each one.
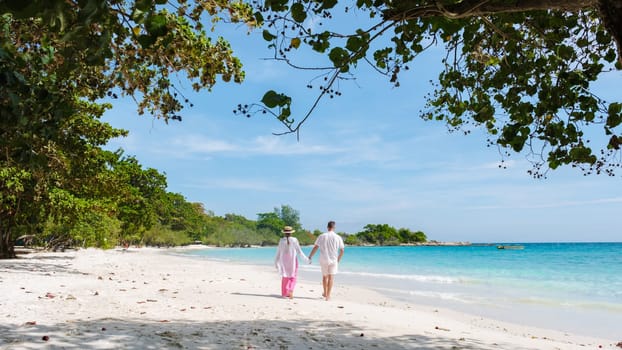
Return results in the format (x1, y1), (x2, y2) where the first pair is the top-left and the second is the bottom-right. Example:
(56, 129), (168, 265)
(383, 0), (598, 20)
(383, 0), (621, 65)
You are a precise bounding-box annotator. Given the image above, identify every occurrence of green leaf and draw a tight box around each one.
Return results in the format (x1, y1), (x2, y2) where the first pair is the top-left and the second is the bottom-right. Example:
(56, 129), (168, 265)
(261, 90), (290, 108)
(135, 0), (153, 12)
(321, 0), (338, 10)
(262, 30), (276, 42)
(137, 34), (156, 48)
(291, 3), (306, 23)
(606, 103), (622, 128)
(278, 107), (291, 121)
(346, 36), (362, 52)
(290, 37), (301, 49)
(146, 13), (167, 37)
(328, 47), (349, 68)
(608, 135), (621, 150)
(131, 8), (145, 22)
(254, 11), (264, 24)
(604, 48), (617, 63)
(265, 0), (288, 11)
(595, 30), (610, 45)
(576, 38), (588, 48)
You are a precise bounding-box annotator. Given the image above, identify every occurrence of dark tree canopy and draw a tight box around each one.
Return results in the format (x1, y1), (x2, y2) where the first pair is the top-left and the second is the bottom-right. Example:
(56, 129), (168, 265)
(241, 0), (622, 177)
(0, 0), (259, 258)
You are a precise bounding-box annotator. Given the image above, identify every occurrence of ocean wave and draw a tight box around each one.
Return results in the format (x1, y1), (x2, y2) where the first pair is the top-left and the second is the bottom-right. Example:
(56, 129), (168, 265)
(516, 297), (622, 312)
(373, 287), (475, 303)
(338, 271), (462, 284)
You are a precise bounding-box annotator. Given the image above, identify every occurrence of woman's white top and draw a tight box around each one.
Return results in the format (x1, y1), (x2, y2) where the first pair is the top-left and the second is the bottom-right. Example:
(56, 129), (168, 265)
(274, 236), (309, 278)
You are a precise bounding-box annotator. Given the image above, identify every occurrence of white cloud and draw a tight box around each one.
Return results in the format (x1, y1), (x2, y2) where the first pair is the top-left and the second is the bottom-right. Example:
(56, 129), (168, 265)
(173, 136), (240, 153)
(251, 135), (338, 155)
(469, 196), (622, 210)
(150, 133), (341, 158)
(182, 178), (289, 193)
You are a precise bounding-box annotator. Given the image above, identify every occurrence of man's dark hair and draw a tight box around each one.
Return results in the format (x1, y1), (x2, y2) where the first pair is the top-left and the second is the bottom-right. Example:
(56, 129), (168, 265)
(327, 221), (335, 230)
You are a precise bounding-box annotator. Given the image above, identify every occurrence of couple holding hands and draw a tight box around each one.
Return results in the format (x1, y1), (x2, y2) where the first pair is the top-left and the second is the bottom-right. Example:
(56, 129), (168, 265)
(274, 221), (345, 301)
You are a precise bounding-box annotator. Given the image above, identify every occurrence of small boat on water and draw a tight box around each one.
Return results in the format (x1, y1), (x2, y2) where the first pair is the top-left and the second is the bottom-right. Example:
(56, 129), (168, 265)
(496, 245), (524, 250)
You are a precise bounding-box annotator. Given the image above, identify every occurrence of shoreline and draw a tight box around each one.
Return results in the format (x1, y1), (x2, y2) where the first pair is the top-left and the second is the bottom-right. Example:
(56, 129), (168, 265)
(174, 243), (622, 340)
(1, 247), (618, 349)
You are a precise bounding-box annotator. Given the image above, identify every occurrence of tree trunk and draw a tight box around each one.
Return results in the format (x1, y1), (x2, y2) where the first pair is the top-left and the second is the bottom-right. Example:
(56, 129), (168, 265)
(0, 228), (16, 259)
(598, 0), (622, 66)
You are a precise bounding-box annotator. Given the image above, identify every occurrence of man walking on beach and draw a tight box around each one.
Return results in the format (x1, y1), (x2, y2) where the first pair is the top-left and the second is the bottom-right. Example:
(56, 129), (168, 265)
(308, 221), (344, 301)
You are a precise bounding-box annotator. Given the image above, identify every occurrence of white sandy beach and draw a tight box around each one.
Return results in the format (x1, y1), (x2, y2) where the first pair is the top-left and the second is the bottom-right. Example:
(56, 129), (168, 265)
(0, 247), (618, 349)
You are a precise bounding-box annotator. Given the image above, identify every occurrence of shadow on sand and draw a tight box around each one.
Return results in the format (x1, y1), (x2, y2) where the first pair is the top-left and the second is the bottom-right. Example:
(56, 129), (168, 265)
(0, 254), (80, 276)
(0, 317), (535, 350)
(231, 292), (319, 301)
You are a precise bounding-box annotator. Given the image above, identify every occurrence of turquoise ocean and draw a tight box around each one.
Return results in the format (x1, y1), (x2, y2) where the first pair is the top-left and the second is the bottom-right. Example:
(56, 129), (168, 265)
(178, 243), (621, 340)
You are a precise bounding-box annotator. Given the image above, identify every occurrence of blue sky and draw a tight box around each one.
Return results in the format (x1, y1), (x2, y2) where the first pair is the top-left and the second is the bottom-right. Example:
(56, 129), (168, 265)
(102, 14), (622, 243)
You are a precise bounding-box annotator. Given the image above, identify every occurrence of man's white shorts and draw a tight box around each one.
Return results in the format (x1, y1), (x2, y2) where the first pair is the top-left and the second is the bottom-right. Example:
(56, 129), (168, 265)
(320, 262), (338, 276)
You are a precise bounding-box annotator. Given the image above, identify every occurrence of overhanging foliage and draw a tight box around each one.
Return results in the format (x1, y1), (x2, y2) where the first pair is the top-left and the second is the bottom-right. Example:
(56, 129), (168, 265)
(240, 0), (622, 177)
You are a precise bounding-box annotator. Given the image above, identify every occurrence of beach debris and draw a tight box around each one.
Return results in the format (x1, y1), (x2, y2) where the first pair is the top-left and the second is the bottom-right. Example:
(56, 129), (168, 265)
(435, 326), (450, 332)
(146, 299), (157, 302)
(94, 291), (99, 296)
(24, 321), (36, 326)
(337, 306), (344, 309)
(42, 336), (49, 341)
(159, 288), (168, 292)
(616, 341), (622, 348)
(65, 294), (76, 300)
(359, 333), (364, 337)
(158, 320), (170, 323)
(101, 327), (106, 331)
(45, 292), (55, 298)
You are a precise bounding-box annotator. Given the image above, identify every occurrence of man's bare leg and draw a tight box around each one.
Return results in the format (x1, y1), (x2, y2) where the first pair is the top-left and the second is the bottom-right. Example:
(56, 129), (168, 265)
(325, 275), (334, 301)
(322, 275), (329, 298)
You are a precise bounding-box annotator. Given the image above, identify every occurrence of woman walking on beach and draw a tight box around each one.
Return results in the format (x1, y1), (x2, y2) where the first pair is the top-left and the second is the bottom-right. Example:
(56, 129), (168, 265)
(274, 226), (309, 299)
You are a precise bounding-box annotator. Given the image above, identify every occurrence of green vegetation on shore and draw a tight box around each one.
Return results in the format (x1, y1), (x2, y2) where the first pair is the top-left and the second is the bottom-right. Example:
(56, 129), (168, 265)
(17, 188), (428, 250)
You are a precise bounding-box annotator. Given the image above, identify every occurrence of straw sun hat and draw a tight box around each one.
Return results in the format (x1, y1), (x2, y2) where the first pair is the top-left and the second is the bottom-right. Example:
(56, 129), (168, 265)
(281, 226), (295, 234)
